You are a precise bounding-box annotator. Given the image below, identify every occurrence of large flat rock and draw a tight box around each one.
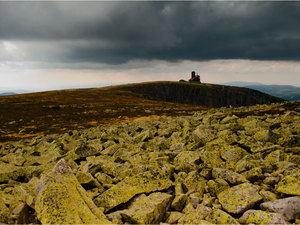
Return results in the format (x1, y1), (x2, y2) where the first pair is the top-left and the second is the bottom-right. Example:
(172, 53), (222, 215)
(217, 183), (262, 214)
(94, 171), (172, 211)
(35, 159), (111, 224)
(121, 192), (172, 224)
(239, 210), (289, 224)
(260, 197), (300, 221)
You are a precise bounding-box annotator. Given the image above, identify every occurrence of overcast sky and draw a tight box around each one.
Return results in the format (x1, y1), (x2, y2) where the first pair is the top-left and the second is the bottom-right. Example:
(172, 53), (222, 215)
(0, 1), (300, 91)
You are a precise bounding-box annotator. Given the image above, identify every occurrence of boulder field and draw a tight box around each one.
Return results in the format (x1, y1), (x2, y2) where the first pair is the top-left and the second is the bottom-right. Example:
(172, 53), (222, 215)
(0, 102), (299, 224)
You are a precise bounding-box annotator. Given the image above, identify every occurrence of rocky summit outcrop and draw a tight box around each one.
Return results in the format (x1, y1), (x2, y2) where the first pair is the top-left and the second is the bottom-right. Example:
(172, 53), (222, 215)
(119, 81), (284, 107)
(0, 101), (299, 224)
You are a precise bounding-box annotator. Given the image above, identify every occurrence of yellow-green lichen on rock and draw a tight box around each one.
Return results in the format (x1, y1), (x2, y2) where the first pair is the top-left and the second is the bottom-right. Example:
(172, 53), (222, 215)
(206, 208), (240, 224)
(0, 193), (10, 223)
(178, 204), (211, 224)
(217, 183), (262, 214)
(239, 209), (289, 224)
(94, 170), (172, 211)
(212, 167), (247, 185)
(276, 174), (300, 195)
(207, 178), (230, 197)
(120, 192), (172, 224)
(35, 159), (111, 224)
(171, 193), (188, 211)
(182, 170), (207, 195)
(0, 101), (299, 224)
(166, 211), (184, 224)
(174, 151), (201, 173)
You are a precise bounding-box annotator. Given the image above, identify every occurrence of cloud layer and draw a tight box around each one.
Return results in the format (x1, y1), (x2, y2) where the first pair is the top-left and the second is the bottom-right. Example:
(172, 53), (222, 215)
(1, 1), (300, 65)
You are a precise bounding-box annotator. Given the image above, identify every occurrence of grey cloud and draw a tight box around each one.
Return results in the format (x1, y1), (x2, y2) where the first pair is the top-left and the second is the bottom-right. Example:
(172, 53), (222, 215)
(0, 1), (300, 65)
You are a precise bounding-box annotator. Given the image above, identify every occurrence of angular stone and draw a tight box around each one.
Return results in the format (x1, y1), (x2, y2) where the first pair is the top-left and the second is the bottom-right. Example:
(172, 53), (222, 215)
(182, 171), (207, 195)
(8, 203), (37, 224)
(212, 168), (247, 185)
(174, 151), (201, 173)
(76, 171), (104, 191)
(202, 193), (214, 207)
(188, 192), (203, 208)
(263, 176), (280, 185)
(276, 174), (300, 195)
(94, 171), (172, 211)
(242, 166), (264, 182)
(199, 150), (225, 168)
(218, 183), (262, 214)
(166, 211), (184, 224)
(259, 189), (278, 202)
(260, 197), (300, 221)
(120, 192), (172, 224)
(178, 204), (211, 224)
(171, 194), (188, 212)
(220, 145), (248, 163)
(206, 208), (240, 224)
(0, 194), (9, 223)
(35, 159), (111, 224)
(106, 211), (123, 224)
(239, 210), (289, 224)
(193, 126), (216, 145)
(207, 178), (230, 197)
(220, 115), (239, 124)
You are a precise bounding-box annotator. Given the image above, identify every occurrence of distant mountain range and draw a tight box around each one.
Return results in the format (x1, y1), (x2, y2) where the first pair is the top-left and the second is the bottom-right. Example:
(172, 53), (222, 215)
(0, 89), (29, 96)
(0, 92), (18, 96)
(221, 82), (300, 101)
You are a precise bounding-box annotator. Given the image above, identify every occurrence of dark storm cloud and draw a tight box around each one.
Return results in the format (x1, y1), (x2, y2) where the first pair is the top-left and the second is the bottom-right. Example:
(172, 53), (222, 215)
(0, 1), (300, 64)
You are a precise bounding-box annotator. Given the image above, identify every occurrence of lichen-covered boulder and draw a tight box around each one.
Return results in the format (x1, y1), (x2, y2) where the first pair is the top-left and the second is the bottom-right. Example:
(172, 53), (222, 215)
(171, 194), (188, 211)
(182, 171), (207, 195)
(242, 166), (264, 182)
(239, 210), (289, 224)
(276, 174), (300, 195)
(76, 171), (104, 191)
(95, 172), (114, 185)
(193, 126), (216, 145)
(8, 203), (37, 224)
(218, 183), (262, 214)
(120, 192), (172, 224)
(220, 115), (239, 124)
(199, 150), (225, 168)
(35, 159), (112, 224)
(207, 179), (230, 197)
(94, 171), (172, 211)
(206, 208), (240, 224)
(166, 211), (184, 224)
(178, 204), (211, 224)
(235, 157), (263, 173)
(0, 194), (10, 223)
(264, 149), (285, 164)
(174, 151), (201, 173)
(212, 168), (247, 185)
(219, 144), (248, 164)
(106, 211), (123, 224)
(259, 189), (278, 202)
(260, 197), (300, 221)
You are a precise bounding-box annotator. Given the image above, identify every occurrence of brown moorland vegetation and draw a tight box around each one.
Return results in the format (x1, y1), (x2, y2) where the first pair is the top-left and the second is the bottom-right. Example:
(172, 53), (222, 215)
(0, 81), (284, 143)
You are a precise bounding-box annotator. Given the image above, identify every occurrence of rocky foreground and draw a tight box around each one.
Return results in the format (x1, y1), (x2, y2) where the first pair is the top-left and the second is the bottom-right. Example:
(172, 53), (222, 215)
(0, 102), (299, 224)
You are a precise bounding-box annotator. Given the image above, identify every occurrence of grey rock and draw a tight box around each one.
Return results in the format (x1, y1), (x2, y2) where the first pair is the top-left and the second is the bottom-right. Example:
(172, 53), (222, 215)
(260, 197), (300, 221)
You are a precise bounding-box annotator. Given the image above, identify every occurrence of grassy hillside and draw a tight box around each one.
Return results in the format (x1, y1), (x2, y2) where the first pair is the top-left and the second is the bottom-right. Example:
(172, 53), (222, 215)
(0, 81), (283, 143)
(118, 81), (283, 107)
(0, 86), (207, 143)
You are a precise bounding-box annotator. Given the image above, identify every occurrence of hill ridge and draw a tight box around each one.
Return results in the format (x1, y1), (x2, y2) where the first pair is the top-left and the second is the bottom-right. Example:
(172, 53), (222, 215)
(115, 81), (283, 107)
